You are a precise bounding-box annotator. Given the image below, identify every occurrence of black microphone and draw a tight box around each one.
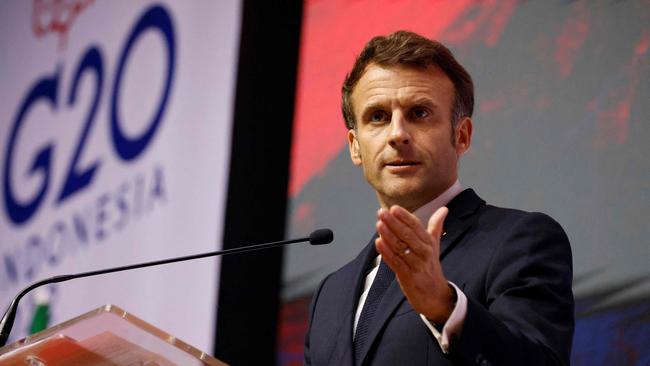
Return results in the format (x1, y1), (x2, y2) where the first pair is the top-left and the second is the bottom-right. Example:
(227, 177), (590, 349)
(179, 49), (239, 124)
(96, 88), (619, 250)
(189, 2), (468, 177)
(0, 228), (333, 347)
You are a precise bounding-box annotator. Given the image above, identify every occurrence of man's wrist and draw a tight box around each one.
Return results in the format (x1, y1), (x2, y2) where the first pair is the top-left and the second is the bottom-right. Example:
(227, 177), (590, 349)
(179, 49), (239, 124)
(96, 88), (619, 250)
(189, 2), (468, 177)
(419, 282), (467, 354)
(426, 283), (458, 324)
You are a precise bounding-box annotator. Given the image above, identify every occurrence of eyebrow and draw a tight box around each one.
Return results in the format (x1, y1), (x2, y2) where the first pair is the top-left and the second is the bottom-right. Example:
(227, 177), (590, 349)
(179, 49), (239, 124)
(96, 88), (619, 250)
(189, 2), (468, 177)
(359, 97), (439, 116)
(359, 101), (387, 115)
(406, 97), (438, 109)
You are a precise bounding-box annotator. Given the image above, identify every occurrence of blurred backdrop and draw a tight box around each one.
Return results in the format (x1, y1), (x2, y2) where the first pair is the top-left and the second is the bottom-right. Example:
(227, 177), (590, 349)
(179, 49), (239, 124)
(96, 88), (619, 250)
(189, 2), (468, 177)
(281, 1), (649, 365)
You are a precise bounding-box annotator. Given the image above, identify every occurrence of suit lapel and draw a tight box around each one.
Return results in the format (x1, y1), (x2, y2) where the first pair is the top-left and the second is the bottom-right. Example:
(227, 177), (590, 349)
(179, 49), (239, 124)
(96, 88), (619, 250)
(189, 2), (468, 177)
(353, 233), (381, 308)
(332, 234), (379, 366)
(439, 189), (485, 259)
(356, 189), (485, 365)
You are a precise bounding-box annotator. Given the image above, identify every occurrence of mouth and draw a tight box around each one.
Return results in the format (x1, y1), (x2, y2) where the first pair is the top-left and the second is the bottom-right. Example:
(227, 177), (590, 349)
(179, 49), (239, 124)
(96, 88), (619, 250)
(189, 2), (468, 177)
(384, 160), (421, 173)
(385, 160), (420, 167)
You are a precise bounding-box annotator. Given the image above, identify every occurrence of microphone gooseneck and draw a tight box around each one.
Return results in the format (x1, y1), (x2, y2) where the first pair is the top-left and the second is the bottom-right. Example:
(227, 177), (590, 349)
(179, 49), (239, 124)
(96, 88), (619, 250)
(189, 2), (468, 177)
(0, 228), (333, 347)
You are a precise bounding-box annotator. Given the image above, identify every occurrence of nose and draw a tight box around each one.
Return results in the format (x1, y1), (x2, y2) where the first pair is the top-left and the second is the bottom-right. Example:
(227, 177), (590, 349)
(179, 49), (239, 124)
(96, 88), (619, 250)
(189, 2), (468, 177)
(388, 112), (411, 147)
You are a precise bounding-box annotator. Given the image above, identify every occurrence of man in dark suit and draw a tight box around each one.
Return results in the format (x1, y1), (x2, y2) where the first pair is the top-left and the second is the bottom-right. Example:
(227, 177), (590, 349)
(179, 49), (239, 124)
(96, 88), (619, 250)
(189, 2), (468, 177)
(304, 31), (574, 366)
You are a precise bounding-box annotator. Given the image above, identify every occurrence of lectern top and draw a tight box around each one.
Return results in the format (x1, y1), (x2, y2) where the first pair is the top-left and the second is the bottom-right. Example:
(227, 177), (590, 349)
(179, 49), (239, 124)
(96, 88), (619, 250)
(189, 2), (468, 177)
(0, 304), (227, 366)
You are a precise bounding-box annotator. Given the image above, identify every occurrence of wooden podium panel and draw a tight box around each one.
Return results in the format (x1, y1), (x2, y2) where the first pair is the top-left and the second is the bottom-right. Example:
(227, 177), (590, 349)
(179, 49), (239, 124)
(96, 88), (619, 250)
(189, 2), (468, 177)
(0, 305), (227, 366)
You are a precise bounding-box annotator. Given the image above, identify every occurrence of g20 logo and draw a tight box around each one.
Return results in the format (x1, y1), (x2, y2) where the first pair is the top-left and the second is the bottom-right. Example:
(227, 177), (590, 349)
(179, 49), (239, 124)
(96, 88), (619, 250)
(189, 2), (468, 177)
(3, 5), (175, 226)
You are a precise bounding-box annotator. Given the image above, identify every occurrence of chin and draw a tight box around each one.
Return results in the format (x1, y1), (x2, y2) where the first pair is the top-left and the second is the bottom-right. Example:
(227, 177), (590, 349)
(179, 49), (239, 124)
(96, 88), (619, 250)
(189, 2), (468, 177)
(381, 188), (425, 208)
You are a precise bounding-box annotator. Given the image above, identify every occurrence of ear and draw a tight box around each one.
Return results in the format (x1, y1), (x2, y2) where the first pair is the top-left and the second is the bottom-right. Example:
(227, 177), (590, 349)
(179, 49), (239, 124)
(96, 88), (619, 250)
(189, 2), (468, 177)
(348, 129), (362, 166)
(454, 117), (473, 157)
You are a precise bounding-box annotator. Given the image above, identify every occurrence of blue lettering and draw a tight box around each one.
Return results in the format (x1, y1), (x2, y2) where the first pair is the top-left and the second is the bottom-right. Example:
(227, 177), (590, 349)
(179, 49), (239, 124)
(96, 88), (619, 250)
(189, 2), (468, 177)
(57, 46), (105, 203)
(24, 236), (44, 282)
(2, 254), (19, 285)
(45, 222), (68, 265)
(1, 163), (168, 295)
(113, 182), (130, 231)
(3, 71), (59, 225)
(111, 5), (176, 161)
(147, 165), (167, 211)
(95, 193), (111, 241)
(72, 211), (91, 246)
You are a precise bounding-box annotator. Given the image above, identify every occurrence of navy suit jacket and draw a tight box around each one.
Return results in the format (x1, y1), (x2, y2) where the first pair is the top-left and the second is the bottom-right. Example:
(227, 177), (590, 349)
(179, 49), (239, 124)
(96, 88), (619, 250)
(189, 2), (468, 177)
(304, 189), (574, 366)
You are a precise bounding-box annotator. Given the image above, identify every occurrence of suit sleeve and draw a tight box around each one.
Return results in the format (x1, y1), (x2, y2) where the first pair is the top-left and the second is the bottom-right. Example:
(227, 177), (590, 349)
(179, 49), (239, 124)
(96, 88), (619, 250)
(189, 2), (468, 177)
(451, 212), (574, 366)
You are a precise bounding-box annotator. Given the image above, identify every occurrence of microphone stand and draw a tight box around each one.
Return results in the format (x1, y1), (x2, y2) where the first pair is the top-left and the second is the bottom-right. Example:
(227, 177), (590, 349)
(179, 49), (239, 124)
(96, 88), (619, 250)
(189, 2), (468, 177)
(0, 229), (333, 347)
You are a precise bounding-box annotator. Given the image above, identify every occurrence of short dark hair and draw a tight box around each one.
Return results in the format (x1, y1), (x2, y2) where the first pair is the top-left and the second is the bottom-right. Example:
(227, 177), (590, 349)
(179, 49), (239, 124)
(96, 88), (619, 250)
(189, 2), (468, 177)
(342, 31), (474, 130)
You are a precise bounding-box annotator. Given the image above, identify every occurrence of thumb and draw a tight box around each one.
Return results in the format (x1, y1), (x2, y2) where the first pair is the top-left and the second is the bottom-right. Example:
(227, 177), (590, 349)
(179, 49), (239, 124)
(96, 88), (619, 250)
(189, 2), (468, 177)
(427, 206), (449, 239)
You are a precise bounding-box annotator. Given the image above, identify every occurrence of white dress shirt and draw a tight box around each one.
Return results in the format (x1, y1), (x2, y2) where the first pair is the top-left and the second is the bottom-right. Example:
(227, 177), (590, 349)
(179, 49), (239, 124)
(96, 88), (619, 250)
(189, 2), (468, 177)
(353, 180), (467, 354)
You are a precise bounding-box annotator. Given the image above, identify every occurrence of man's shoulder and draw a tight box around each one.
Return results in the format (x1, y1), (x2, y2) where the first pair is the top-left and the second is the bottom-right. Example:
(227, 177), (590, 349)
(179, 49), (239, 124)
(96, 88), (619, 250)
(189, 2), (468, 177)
(323, 244), (369, 284)
(466, 201), (572, 264)
(459, 188), (566, 231)
(479, 202), (566, 232)
(309, 243), (368, 318)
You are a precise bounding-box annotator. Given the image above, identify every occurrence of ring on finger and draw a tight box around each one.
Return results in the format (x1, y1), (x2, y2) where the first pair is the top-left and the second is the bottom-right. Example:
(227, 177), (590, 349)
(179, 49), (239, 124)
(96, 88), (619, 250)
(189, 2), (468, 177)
(396, 239), (410, 255)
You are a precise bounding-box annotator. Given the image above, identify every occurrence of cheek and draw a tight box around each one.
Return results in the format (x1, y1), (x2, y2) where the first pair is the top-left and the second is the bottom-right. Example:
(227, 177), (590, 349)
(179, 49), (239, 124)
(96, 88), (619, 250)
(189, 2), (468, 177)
(358, 146), (383, 179)
(425, 141), (457, 166)
(358, 137), (381, 160)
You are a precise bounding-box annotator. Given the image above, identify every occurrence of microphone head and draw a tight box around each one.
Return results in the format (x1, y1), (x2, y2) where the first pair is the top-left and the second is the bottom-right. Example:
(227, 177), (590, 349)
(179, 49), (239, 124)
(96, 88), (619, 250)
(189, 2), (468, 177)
(309, 229), (333, 245)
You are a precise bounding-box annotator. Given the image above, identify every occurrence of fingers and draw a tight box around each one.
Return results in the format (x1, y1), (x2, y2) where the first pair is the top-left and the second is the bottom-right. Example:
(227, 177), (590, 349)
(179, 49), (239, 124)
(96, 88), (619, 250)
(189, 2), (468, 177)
(376, 205), (452, 323)
(376, 216), (419, 268)
(427, 207), (449, 239)
(377, 207), (430, 257)
(388, 206), (432, 244)
(375, 236), (409, 271)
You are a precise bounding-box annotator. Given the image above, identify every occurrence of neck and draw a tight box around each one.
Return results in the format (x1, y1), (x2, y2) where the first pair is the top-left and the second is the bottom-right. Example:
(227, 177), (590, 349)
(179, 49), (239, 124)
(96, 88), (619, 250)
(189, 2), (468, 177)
(378, 180), (460, 213)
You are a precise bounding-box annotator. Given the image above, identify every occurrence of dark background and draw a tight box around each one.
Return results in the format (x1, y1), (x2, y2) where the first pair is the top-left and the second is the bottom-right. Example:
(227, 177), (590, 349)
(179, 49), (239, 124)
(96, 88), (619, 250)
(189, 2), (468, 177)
(215, 0), (302, 364)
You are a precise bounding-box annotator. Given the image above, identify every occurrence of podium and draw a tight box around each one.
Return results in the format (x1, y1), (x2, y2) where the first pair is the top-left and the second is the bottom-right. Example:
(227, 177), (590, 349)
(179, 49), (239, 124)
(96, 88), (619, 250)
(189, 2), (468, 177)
(0, 304), (227, 365)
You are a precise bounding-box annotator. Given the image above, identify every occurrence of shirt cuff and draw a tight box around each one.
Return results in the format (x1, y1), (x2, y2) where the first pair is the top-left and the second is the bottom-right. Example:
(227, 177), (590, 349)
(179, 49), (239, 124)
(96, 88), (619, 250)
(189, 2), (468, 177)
(419, 282), (467, 353)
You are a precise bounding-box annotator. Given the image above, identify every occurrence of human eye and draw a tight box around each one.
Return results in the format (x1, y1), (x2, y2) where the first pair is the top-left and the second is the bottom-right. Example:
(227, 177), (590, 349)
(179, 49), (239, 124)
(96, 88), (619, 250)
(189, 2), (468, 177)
(367, 110), (389, 123)
(410, 106), (430, 120)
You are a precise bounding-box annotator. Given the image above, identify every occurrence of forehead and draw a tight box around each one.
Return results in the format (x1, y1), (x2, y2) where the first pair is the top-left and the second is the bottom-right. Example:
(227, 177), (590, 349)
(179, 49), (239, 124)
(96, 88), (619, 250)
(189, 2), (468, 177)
(350, 64), (455, 114)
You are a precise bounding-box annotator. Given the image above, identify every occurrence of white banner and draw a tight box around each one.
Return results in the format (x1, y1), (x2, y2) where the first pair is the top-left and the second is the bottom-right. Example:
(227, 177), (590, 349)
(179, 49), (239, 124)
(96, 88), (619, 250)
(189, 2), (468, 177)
(0, 0), (241, 351)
